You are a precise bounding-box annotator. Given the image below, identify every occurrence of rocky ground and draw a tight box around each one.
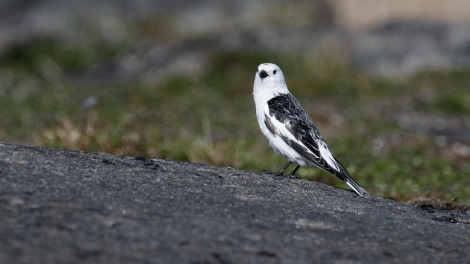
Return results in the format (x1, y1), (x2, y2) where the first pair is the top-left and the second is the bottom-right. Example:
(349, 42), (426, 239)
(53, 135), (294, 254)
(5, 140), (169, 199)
(1, 142), (469, 263)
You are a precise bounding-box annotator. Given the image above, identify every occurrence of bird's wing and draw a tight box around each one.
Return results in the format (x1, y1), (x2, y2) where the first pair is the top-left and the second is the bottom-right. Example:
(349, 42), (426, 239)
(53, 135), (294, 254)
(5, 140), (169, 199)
(266, 93), (338, 172)
(266, 93), (368, 196)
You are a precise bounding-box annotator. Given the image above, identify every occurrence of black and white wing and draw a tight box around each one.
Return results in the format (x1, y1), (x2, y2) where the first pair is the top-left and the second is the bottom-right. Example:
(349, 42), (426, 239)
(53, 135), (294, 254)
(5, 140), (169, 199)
(266, 93), (368, 197)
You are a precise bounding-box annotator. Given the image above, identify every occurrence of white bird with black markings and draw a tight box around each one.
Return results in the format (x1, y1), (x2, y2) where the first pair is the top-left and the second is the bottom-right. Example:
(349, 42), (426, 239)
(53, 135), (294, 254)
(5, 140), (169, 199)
(253, 63), (369, 197)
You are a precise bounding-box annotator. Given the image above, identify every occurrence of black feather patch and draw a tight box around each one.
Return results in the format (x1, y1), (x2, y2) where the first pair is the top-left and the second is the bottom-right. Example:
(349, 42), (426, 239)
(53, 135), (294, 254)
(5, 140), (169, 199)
(264, 114), (276, 135)
(267, 94), (322, 157)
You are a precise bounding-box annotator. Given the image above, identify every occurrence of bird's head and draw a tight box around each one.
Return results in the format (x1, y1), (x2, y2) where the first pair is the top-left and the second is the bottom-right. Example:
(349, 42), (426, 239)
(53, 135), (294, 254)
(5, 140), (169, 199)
(253, 63), (289, 96)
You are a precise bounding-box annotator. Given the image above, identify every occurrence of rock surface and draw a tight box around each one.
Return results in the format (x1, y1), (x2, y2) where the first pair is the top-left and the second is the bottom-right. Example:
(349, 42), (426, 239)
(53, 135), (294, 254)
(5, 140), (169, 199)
(1, 141), (469, 263)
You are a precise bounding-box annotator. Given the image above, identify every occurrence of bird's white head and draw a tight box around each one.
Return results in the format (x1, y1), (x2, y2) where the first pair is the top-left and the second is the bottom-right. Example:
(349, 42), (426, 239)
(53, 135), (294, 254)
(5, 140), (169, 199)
(253, 63), (289, 99)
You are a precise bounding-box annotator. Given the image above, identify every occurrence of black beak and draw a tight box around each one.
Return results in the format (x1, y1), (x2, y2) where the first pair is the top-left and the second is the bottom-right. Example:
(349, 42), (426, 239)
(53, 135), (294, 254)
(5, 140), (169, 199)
(258, 70), (268, 79)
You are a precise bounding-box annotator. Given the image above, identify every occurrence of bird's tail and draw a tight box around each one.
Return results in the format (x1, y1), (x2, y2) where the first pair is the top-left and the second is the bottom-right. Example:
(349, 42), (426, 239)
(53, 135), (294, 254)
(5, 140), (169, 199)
(305, 153), (370, 197)
(344, 177), (369, 197)
(335, 162), (369, 197)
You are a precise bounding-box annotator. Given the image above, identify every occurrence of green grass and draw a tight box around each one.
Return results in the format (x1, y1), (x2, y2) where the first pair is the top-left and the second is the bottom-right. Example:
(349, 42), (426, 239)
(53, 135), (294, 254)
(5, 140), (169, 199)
(0, 38), (126, 74)
(0, 43), (469, 205)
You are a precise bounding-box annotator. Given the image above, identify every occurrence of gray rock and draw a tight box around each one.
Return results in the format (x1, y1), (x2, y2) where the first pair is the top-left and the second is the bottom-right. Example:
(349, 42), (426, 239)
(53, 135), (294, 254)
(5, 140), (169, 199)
(349, 21), (470, 77)
(0, 141), (469, 263)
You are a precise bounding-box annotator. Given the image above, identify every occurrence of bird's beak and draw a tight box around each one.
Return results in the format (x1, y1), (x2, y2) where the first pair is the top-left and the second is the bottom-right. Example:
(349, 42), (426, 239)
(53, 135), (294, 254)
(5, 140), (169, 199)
(258, 70), (268, 79)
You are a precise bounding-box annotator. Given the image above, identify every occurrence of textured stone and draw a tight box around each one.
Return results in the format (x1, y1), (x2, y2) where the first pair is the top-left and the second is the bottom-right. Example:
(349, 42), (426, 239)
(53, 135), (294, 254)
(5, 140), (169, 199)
(0, 142), (469, 263)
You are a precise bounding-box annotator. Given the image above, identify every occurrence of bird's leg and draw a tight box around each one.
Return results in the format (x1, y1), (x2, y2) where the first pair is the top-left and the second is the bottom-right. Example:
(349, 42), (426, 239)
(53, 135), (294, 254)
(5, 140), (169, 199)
(288, 165), (301, 177)
(276, 161), (293, 176)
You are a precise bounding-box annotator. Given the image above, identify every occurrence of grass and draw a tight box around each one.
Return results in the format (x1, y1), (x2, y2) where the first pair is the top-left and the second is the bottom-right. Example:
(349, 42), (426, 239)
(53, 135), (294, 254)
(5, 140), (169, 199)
(0, 41), (469, 205)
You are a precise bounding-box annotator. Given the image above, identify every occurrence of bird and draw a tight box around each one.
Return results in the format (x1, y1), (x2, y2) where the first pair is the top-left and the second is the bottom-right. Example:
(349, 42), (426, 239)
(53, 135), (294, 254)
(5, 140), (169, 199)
(253, 63), (369, 197)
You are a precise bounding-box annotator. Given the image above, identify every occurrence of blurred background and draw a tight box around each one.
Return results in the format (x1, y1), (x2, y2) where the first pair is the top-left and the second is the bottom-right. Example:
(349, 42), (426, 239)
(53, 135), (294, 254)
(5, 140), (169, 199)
(0, 0), (469, 204)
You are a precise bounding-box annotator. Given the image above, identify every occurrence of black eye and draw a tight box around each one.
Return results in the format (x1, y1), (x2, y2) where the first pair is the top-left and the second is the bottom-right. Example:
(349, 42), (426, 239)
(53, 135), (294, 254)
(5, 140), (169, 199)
(273, 70), (277, 74)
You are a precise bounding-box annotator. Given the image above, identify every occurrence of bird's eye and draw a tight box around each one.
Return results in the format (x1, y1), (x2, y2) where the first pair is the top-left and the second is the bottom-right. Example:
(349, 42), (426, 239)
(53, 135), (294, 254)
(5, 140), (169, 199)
(273, 70), (277, 74)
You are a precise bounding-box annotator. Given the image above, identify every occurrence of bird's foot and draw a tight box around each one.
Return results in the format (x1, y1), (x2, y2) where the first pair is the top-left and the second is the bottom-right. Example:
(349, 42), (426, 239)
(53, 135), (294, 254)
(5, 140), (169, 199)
(263, 170), (283, 176)
(286, 173), (300, 179)
(273, 171), (299, 179)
